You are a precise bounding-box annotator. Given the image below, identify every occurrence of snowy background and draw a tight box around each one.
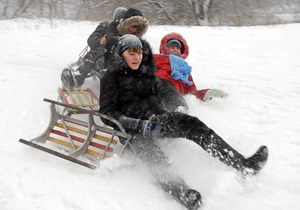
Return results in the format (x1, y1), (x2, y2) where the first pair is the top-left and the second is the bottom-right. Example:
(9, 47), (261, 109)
(0, 19), (300, 210)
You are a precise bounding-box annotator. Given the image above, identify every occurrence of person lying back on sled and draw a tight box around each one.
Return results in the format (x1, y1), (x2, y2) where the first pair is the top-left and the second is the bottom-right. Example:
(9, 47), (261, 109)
(99, 34), (269, 210)
(61, 7), (149, 89)
(154, 32), (228, 101)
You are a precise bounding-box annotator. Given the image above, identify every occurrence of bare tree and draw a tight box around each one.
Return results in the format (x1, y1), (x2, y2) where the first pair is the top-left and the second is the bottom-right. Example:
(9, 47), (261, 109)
(12, 0), (33, 18)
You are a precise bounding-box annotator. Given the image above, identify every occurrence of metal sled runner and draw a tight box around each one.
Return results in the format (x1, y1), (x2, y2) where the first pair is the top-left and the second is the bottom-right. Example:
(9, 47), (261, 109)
(19, 93), (132, 169)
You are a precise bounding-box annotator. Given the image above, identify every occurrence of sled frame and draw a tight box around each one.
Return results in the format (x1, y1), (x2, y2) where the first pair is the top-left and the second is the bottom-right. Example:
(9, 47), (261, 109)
(19, 98), (132, 169)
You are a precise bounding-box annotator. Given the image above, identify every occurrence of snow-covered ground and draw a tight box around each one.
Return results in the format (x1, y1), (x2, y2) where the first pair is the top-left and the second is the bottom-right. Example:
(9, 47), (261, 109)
(0, 19), (299, 210)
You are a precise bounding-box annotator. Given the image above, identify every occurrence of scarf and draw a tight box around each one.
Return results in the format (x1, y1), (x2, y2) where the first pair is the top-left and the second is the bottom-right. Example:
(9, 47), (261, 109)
(169, 54), (193, 86)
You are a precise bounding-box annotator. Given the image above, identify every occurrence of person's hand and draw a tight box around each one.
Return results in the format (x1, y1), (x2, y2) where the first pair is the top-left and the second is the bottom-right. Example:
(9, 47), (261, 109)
(100, 35), (107, 45)
(203, 89), (228, 101)
(119, 115), (160, 138)
(138, 115), (160, 138)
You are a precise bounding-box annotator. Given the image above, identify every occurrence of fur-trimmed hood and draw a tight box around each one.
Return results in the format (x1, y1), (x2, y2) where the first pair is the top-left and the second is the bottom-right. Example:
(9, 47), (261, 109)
(117, 8), (149, 37)
(159, 32), (189, 59)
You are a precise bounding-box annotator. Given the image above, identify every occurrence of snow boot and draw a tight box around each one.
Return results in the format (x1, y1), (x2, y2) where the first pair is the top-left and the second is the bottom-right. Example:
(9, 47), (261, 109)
(241, 145), (268, 176)
(61, 68), (76, 89)
(160, 181), (202, 210)
(185, 125), (268, 176)
(183, 189), (202, 210)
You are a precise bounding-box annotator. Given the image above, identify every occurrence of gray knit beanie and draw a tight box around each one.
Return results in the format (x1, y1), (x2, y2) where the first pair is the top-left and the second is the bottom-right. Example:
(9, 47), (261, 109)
(117, 34), (142, 55)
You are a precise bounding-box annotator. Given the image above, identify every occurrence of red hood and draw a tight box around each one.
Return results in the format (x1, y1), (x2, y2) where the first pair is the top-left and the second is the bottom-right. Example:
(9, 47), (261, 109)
(159, 32), (189, 59)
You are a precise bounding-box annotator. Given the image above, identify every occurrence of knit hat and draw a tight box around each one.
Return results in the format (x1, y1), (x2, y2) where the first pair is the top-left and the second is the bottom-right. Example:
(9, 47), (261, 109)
(117, 8), (149, 37)
(117, 34), (142, 55)
(113, 7), (128, 20)
(167, 39), (182, 49)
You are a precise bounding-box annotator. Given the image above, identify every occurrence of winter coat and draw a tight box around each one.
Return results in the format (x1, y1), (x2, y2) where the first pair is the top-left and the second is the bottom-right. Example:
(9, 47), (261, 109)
(87, 21), (109, 50)
(100, 39), (187, 122)
(154, 32), (209, 100)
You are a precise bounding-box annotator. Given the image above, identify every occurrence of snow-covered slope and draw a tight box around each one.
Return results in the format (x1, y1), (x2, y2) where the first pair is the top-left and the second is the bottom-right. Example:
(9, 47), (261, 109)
(0, 19), (299, 210)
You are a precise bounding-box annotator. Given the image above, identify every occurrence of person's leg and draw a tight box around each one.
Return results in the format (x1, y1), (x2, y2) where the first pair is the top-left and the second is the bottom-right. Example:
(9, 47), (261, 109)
(159, 112), (268, 175)
(128, 134), (202, 209)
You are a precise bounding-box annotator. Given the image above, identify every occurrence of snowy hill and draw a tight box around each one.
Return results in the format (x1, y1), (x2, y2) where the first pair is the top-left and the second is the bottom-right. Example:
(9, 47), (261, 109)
(0, 19), (299, 210)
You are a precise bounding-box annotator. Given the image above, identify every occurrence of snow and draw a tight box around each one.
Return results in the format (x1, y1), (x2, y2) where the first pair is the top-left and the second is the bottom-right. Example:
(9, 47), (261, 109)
(1, 18), (300, 210)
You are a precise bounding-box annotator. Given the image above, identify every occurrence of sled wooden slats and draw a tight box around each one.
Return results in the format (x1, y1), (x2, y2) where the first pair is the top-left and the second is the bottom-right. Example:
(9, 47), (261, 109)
(65, 88), (80, 106)
(79, 88), (94, 106)
(54, 122), (117, 145)
(58, 88), (69, 104)
(87, 87), (99, 102)
(58, 87), (99, 109)
(19, 98), (132, 169)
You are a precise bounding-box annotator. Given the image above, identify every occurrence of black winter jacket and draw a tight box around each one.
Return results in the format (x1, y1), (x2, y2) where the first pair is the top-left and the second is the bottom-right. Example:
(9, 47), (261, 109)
(87, 21), (109, 50)
(99, 39), (187, 122)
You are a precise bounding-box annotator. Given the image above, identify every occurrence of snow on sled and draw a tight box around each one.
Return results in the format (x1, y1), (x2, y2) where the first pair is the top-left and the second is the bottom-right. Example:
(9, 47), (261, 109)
(19, 88), (132, 169)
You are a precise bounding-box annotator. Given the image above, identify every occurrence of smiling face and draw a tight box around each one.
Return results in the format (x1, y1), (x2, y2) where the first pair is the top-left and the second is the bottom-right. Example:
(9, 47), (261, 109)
(122, 48), (143, 70)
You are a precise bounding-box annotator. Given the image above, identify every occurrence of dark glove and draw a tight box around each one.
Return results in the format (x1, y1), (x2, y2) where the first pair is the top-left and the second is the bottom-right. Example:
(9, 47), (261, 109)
(119, 115), (160, 138)
(137, 115), (160, 138)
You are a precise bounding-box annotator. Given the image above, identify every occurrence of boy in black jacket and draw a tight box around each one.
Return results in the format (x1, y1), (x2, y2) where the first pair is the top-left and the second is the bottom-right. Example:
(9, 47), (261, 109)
(100, 34), (268, 210)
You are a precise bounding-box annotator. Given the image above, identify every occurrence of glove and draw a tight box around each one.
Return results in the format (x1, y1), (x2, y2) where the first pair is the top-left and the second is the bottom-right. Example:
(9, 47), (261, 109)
(137, 120), (155, 138)
(119, 115), (160, 138)
(175, 106), (189, 114)
(138, 115), (160, 138)
(203, 89), (228, 101)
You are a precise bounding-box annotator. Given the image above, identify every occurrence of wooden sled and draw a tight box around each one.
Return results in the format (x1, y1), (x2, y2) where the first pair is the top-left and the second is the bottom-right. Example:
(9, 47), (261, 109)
(19, 96), (132, 169)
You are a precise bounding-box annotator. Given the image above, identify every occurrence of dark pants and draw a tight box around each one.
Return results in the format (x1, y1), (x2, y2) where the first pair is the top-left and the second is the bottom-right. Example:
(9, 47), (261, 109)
(158, 112), (246, 170)
(124, 111), (246, 207)
(127, 133), (192, 205)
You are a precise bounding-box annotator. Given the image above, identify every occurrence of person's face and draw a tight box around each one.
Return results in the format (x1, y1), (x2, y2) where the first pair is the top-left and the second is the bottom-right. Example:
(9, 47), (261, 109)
(167, 43), (181, 56)
(128, 25), (140, 34)
(122, 48), (143, 70)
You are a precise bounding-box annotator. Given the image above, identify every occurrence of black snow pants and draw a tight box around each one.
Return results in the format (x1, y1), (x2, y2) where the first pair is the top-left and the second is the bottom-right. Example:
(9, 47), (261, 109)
(158, 112), (246, 171)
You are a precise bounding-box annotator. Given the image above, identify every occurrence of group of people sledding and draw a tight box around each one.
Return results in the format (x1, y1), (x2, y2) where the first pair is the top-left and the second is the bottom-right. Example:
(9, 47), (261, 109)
(61, 7), (268, 210)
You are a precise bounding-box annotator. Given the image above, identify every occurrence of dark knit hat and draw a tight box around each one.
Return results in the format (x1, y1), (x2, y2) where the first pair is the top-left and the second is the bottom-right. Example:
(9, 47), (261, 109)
(117, 8), (149, 37)
(117, 34), (142, 55)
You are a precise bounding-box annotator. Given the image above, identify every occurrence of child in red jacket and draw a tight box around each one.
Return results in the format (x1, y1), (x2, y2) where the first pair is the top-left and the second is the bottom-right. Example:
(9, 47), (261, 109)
(154, 32), (228, 101)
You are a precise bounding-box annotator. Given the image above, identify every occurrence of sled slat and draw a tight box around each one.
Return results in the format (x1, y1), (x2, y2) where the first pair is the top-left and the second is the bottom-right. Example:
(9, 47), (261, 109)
(48, 137), (107, 158)
(79, 88), (94, 106)
(58, 88), (69, 104)
(55, 122), (117, 144)
(52, 129), (114, 152)
(65, 88), (79, 106)
(74, 88), (86, 107)
(87, 88), (99, 102)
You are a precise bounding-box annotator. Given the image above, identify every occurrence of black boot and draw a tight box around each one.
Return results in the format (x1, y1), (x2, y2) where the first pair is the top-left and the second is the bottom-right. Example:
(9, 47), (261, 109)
(241, 145), (268, 176)
(159, 112), (268, 175)
(195, 129), (269, 175)
(160, 181), (202, 210)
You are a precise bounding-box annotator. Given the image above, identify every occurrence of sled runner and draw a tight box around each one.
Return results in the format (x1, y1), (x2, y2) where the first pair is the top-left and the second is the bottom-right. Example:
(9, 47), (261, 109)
(19, 97), (132, 169)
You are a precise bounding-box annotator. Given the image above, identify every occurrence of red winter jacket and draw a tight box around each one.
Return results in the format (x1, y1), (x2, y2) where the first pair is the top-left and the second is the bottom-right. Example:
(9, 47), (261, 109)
(154, 32), (208, 100)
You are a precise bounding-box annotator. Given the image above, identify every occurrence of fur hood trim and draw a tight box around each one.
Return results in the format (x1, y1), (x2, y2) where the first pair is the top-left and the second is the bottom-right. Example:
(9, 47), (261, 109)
(159, 32), (189, 59)
(117, 16), (149, 37)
